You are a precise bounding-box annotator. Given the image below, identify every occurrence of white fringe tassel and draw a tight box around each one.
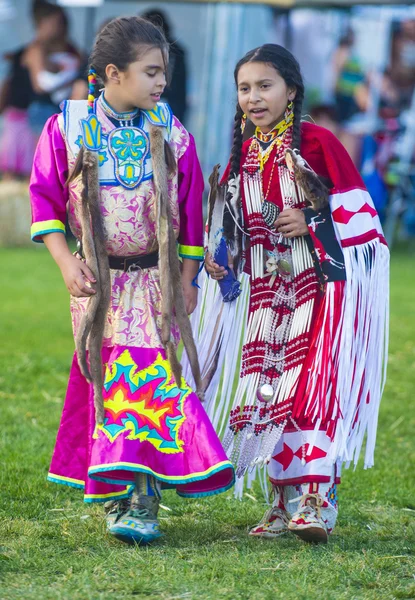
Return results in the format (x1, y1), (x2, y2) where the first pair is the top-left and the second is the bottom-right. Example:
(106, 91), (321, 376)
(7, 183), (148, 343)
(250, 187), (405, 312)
(304, 240), (389, 470)
(182, 269), (250, 438)
(334, 241), (389, 469)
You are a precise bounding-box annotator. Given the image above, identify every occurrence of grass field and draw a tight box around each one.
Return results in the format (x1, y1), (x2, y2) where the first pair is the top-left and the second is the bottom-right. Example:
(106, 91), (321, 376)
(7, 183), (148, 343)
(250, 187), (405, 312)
(0, 246), (414, 600)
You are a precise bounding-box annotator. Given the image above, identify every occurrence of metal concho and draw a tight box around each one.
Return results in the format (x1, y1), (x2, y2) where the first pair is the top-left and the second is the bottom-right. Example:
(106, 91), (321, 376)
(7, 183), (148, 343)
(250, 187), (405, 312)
(277, 258), (292, 276)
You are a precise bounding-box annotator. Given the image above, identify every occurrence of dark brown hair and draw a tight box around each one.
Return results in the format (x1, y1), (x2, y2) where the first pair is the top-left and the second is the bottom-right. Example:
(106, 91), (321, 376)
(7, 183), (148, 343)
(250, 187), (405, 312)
(230, 44), (305, 179)
(32, 0), (68, 33)
(89, 16), (169, 87)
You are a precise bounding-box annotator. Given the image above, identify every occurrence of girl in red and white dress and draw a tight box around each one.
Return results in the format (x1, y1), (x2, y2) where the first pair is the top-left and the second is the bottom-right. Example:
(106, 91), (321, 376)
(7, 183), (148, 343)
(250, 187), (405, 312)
(197, 44), (389, 543)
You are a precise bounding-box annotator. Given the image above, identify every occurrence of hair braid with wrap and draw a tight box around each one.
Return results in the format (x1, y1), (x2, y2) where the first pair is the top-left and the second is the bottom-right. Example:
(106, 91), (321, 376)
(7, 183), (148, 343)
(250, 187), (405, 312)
(229, 103), (244, 180)
(291, 86), (304, 151)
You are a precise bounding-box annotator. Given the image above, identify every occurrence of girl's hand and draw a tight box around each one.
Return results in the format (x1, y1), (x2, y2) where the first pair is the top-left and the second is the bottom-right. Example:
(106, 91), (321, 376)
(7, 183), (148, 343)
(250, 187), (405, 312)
(181, 258), (200, 315)
(42, 232), (97, 298)
(205, 252), (228, 281)
(182, 277), (198, 315)
(60, 254), (97, 298)
(275, 209), (309, 238)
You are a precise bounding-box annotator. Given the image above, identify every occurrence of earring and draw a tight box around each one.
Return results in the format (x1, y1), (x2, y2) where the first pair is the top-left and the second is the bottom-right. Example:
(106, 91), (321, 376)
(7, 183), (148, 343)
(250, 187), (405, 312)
(285, 101), (294, 125)
(241, 113), (247, 134)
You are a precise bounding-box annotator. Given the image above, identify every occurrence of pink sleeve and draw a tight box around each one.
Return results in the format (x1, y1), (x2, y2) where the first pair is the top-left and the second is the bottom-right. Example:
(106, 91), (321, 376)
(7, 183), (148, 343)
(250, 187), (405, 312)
(30, 114), (69, 242)
(177, 134), (204, 260)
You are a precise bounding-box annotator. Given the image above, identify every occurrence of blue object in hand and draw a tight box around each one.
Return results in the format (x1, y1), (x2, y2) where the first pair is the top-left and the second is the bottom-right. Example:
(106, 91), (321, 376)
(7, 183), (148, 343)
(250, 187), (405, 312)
(214, 238), (242, 303)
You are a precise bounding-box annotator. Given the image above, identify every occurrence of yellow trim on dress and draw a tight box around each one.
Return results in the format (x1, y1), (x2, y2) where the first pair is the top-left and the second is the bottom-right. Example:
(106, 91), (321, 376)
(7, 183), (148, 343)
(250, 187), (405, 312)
(31, 219), (66, 241)
(178, 244), (204, 260)
(48, 472), (133, 500)
(47, 473), (84, 486)
(84, 487), (132, 500)
(88, 460), (232, 482)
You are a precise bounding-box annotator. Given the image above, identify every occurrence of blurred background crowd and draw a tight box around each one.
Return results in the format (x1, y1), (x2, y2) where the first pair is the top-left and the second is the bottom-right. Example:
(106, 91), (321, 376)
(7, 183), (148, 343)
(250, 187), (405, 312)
(0, 0), (414, 247)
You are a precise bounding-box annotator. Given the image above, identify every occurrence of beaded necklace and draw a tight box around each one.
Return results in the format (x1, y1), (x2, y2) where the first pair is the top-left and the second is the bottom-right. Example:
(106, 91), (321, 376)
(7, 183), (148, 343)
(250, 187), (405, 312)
(98, 94), (139, 127)
(263, 127), (293, 202)
(254, 110), (294, 170)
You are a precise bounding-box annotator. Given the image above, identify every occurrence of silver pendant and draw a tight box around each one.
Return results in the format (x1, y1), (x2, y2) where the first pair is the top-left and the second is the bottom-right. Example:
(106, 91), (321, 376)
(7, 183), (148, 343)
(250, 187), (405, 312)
(256, 384), (274, 403)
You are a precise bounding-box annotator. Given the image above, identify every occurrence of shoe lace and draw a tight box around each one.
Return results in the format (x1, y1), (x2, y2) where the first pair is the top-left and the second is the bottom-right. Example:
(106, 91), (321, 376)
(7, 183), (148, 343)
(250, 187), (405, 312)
(259, 486), (282, 522)
(258, 504), (287, 526)
(129, 506), (151, 519)
(289, 493), (324, 518)
(105, 498), (130, 516)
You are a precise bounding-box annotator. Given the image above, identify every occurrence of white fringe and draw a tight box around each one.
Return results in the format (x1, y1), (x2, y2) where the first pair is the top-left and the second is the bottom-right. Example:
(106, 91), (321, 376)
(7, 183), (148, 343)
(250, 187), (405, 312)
(304, 240), (390, 469)
(333, 241), (389, 468)
(182, 269), (251, 437)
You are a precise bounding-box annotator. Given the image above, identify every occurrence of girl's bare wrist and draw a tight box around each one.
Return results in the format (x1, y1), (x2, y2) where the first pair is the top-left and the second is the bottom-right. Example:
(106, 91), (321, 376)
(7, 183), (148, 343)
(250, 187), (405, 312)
(181, 258), (199, 278)
(54, 247), (74, 269)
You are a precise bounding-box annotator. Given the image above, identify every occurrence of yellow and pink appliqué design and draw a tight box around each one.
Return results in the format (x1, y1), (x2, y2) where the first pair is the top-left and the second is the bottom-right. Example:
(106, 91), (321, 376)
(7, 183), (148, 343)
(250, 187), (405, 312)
(48, 346), (235, 502)
(95, 350), (189, 454)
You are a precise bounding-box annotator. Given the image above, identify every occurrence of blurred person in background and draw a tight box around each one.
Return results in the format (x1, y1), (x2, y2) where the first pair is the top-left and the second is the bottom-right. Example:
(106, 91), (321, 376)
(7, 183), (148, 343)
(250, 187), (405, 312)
(345, 19), (415, 224)
(24, 0), (81, 135)
(0, 48), (37, 179)
(342, 19), (415, 121)
(332, 27), (366, 124)
(309, 104), (361, 166)
(141, 9), (188, 124)
(388, 19), (415, 112)
(0, 0), (81, 178)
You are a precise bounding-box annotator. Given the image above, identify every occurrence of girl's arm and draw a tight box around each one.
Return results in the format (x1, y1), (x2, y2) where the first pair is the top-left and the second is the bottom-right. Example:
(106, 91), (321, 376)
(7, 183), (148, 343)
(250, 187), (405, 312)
(29, 115), (96, 297)
(177, 133), (205, 315)
(181, 258), (200, 314)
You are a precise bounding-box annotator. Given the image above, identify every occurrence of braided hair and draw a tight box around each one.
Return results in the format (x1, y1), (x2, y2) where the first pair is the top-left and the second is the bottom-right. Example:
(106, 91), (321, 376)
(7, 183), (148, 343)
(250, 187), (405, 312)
(229, 103), (244, 180)
(229, 43), (305, 180)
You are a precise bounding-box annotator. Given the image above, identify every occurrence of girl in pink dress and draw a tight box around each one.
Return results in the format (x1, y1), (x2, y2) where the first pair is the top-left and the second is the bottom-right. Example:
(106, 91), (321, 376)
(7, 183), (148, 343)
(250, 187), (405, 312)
(29, 16), (234, 545)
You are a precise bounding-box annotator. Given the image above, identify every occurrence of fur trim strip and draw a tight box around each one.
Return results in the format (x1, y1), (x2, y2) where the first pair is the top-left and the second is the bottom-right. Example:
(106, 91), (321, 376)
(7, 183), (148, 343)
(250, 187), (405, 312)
(74, 148), (111, 425)
(149, 126), (203, 398)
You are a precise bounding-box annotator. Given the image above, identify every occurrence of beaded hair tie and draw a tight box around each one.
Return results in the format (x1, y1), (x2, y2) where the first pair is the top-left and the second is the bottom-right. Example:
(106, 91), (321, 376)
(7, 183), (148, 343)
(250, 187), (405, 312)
(87, 68), (97, 113)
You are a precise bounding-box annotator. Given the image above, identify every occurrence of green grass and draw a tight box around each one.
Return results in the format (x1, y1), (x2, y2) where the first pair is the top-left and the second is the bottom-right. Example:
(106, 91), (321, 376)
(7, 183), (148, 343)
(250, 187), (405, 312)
(1, 246), (414, 600)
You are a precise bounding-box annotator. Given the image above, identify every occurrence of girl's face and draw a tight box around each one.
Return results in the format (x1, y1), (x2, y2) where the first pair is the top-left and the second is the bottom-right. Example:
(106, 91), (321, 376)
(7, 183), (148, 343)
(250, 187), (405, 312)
(237, 62), (296, 133)
(105, 46), (167, 112)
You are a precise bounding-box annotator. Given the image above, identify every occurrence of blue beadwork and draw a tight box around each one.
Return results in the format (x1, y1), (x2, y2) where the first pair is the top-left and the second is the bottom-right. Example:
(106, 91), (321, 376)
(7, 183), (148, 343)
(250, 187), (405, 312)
(107, 127), (149, 189)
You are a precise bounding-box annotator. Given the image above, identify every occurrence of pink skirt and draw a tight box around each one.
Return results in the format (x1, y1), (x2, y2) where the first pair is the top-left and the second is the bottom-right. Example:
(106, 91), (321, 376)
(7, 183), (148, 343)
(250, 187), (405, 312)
(0, 108), (36, 176)
(48, 345), (235, 503)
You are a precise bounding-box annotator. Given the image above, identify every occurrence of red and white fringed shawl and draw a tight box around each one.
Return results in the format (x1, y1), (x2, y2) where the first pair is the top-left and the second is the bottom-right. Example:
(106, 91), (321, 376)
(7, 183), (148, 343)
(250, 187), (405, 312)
(292, 123), (389, 471)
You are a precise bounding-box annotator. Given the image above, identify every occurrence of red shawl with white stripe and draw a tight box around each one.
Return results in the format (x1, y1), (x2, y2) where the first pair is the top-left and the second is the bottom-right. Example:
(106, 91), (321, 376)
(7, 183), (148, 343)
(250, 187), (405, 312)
(292, 123), (389, 469)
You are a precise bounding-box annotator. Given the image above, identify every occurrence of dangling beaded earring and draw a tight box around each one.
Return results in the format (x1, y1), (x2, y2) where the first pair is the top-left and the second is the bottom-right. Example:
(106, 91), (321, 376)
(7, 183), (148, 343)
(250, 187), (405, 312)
(285, 100), (294, 125)
(241, 113), (247, 134)
(87, 68), (97, 114)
